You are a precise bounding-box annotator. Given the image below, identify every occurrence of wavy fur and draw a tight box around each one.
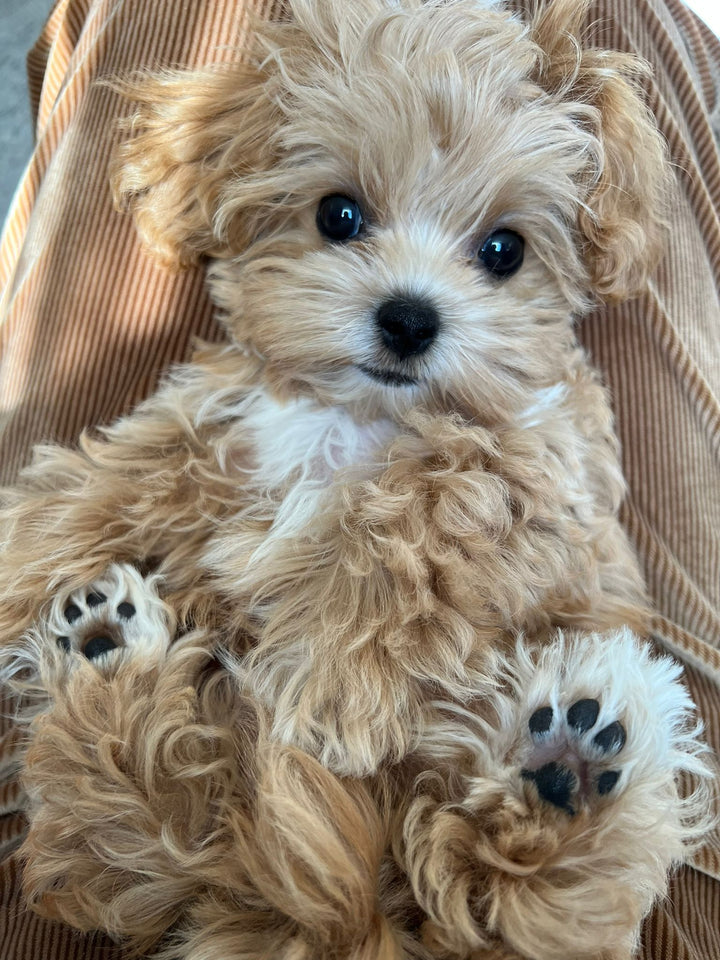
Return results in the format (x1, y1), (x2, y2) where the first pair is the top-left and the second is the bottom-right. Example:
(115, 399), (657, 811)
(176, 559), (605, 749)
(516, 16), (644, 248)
(0, 1), (710, 958)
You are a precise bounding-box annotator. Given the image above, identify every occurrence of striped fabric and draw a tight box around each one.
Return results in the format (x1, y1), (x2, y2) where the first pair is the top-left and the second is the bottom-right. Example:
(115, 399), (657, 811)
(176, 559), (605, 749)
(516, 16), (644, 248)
(0, 0), (718, 957)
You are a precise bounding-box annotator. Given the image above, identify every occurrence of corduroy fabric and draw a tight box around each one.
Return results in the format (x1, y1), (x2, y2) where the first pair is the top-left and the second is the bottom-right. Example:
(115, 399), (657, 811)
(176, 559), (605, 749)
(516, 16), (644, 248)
(0, 0), (718, 956)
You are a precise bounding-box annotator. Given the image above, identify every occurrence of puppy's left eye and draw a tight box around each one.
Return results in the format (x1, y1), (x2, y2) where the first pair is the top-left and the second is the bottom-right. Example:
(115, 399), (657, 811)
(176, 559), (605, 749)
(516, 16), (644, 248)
(478, 229), (525, 278)
(317, 195), (364, 242)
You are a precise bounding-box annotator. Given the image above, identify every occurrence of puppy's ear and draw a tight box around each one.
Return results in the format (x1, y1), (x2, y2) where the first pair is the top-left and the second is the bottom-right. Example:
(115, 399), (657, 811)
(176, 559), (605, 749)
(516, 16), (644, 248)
(111, 64), (278, 267)
(530, 0), (671, 301)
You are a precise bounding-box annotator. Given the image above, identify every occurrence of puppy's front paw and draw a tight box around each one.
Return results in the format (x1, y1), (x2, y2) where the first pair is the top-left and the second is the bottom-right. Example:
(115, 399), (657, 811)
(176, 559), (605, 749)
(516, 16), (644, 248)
(404, 629), (711, 960)
(0, 564), (176, 719)
(45, 563), (173, 670)
(520, 696), (626, 815)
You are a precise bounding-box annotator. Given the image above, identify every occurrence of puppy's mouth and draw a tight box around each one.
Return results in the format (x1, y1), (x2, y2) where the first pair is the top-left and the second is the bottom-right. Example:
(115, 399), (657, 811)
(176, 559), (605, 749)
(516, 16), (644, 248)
(357, 364), (419, 387)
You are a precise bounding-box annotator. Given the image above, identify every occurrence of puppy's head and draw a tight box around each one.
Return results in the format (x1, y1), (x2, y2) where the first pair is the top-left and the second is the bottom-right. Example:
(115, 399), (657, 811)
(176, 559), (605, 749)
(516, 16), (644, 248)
(114, 0), (669, 421)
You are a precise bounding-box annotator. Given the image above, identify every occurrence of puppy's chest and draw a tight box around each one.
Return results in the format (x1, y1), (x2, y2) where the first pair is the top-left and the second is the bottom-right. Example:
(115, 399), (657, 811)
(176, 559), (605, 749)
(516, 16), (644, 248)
(203, 388), (597, 607)
(244, 392), (398, 495)
(201, 391), (399, 581)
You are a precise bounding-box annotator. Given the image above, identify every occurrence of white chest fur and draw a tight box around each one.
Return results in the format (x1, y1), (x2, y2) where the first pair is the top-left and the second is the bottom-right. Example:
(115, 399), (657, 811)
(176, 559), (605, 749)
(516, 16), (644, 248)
(243, 389), (399, 492)
(213, 389), (400, 570)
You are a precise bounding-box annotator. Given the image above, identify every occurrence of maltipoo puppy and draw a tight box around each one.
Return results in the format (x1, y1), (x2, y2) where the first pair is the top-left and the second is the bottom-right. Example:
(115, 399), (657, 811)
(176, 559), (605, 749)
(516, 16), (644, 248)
(0, 0), (711, 958)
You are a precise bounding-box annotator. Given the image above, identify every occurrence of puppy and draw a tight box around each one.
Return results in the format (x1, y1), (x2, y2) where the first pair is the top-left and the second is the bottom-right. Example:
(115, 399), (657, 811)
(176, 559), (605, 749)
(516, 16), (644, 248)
(0, 0), (711, 958)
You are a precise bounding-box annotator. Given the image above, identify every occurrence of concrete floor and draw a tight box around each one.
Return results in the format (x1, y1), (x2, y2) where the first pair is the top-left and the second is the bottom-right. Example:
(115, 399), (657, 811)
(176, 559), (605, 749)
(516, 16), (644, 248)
(0, 0), (51, 229)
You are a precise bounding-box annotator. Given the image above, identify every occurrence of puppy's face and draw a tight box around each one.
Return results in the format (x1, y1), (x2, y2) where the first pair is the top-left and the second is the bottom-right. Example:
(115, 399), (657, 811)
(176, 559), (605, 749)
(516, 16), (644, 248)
(210, 1), (594, 421)
(117, 0), (668, 423)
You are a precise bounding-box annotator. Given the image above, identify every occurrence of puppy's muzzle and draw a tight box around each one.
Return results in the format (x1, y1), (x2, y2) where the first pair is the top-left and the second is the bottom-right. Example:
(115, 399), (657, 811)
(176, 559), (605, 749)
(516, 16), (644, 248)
(376, 296), (439, 360)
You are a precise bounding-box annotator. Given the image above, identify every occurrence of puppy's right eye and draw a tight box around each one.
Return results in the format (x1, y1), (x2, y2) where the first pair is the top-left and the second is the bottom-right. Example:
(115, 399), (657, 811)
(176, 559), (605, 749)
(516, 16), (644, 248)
(317, 195), (364, 242)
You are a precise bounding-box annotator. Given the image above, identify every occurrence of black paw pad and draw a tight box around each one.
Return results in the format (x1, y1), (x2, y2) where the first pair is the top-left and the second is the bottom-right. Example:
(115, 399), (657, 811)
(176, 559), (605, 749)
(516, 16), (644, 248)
(64, 603), (82, 624)
(522, 761), (576, 814)
(567, 698), (600, 733)
(56, 636), (70, 652)
(597, 770), (621, 795)
(86, 591), (106, 608)
(83, 636), (118, 660)
(528, 706), (554, 737)
(117, 602), (136, 620)
(593, 721), (626, 756)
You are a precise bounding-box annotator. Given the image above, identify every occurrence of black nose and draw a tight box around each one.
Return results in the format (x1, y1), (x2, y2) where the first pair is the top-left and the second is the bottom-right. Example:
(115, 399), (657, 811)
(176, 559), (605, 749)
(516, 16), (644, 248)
(375, 296), (440, 360)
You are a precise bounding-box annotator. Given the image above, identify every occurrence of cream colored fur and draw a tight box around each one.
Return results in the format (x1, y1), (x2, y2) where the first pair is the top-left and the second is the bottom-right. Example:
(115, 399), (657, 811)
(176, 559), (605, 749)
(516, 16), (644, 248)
(0, 0), (711, 958)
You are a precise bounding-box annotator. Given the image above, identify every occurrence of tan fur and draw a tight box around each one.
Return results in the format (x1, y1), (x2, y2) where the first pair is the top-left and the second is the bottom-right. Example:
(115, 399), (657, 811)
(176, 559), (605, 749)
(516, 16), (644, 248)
(0, 1), (710, 958)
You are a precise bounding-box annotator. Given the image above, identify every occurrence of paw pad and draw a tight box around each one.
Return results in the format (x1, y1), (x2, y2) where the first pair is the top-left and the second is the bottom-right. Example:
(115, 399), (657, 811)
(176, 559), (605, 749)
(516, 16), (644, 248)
(593, 720), (626, 755)
(57, 591), (130, 662)
(63, 603), (82, 624)
(521, 698), (626, 814)
(44, 564), (173, 669)
(117, 601), (136, 620)
(82, 634), (120, 661)
(597, 769), (621, 795)
(566, 698), (599, 733)
(528, 705), (553, 736)
(521, 761), (576, 813)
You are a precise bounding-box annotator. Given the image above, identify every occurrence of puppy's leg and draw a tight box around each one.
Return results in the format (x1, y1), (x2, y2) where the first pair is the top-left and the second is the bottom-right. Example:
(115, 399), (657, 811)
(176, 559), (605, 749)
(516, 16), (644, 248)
(10, 566), (406, 959)
(5, 565), (241, 952)
(0, 562), (176, 750)
(401, 629), (711, 960)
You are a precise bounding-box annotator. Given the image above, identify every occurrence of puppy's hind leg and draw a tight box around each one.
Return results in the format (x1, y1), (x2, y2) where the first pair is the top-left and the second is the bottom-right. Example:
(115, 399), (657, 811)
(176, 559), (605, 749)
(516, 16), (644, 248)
(401, 629), (712, 960)
(7, 566), (411, 960)
(2, 564), (253, 955)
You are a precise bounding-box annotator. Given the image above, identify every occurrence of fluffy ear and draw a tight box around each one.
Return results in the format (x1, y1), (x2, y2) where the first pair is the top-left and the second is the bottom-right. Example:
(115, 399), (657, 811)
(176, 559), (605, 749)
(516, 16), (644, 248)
(529, 0), (671, 301)
(111, 63), (280, 267)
